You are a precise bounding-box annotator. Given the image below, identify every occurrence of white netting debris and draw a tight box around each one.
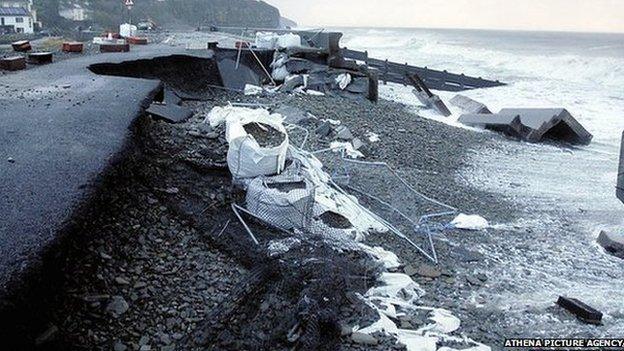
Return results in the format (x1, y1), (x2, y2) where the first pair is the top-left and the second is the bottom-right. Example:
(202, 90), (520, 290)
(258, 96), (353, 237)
(246, 173), (316, 231)
(207, 106), (289, 179)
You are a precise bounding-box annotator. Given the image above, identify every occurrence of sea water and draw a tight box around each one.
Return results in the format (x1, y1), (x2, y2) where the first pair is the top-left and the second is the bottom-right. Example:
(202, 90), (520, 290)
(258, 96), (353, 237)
(338, 27), (624, 338)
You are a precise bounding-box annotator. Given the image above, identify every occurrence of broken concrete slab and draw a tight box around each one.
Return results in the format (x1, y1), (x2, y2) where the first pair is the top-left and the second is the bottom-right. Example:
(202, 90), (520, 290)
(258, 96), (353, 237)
(163, 86), (182, 106)
(460, 108), (593, 145)
(216, 58), (262, 92)
(280, 75), (304, 92)
(597, 231), (624, 259)
(27, 52), (53, 65)
(557, 296), (602, 325)
(0, 56), (26, 71)
(146, 103), (193, 124)
(618, 131), (624, 204)
(499, 108), (593, 145)
(335, 125), (354, 140)
(450, 94), (492, 114)
(459, 113), (527, 139)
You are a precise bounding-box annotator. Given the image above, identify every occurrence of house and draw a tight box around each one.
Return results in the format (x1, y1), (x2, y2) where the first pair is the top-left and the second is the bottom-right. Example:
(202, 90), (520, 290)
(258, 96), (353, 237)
(59, 3), (90, 22)
(0, 0), (38, 33)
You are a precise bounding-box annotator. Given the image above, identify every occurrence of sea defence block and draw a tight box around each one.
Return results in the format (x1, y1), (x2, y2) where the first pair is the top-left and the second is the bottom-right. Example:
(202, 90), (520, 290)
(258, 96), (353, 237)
(12, 40), (31, 52)
(450, 94), (492, 114)
(27, 52), (53, 65)
(0, 56), (26, 71)
(62, 42), (84, 53)
(459, 108), (593, 145)
(618, 131), (624, 204)
(557, 296), (603, 325)
(100, 43), (130, 53)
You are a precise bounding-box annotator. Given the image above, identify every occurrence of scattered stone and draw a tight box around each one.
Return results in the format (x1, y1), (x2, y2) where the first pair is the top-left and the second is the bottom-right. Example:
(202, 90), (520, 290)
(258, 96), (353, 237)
(106, 296), (129, 316)
(557, 296), (603, 325)
(164, 187), (179, 194)
(35, 325), (58, 345)
(115, 276), (130, 285)
(351, 332), (378, 346)
(315, 121), (332, 138)
(466, 275), (483, 286)
(7, 157), (15, 163)
(403, 265), (418, 276)
(476, 273), (488, 282)
(417, 264), (442, 278)
(113, 340), (127, 351)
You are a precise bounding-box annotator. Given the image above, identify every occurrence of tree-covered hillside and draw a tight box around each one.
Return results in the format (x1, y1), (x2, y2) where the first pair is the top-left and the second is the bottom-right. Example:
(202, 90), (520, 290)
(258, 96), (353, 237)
(34, 0), (281, 31)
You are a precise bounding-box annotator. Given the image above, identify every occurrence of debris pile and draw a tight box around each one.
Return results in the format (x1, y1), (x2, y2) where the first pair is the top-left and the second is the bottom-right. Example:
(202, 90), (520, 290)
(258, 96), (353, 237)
(202, 104), (490, 350)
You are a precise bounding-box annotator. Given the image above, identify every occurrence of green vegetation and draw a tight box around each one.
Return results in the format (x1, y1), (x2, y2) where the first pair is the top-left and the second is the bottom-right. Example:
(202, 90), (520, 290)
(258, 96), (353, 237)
(34, 0), (281, 31)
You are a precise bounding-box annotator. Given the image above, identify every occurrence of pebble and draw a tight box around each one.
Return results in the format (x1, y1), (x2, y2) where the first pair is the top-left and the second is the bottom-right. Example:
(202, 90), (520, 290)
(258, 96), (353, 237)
(106, 296), (129, 316)
(7, 157), (15, 163)
(115, 276), (130, 285)
(113, 340), (127, 351)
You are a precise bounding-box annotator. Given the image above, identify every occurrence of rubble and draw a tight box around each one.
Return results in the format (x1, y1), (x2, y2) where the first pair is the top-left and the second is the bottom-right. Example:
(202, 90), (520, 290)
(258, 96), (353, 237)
(459, 108), (593, 145)
(597, 231), (624, 259)
(557, 296), (603, 325)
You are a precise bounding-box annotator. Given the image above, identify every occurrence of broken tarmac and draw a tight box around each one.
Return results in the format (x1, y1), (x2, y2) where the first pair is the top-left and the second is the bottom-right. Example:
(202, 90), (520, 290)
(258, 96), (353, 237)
(0, 43), (216, 297)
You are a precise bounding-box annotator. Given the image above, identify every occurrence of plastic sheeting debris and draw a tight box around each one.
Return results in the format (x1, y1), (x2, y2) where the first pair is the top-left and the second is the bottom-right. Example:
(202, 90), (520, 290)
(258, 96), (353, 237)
(336, 73), (352, 90)
(207, 106), (289, 178)
(451, 214), (489, 231)
(244, 84), (263, 96)
(119, 23), (137, 38)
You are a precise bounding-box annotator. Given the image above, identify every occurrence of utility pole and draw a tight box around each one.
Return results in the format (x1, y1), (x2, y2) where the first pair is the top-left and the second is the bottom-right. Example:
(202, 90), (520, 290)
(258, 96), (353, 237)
(124, 0), (134, 24)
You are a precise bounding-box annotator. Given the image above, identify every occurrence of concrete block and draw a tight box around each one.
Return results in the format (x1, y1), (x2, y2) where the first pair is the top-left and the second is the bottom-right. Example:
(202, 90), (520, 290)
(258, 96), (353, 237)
(557, 296), (602, 325)
(62, 42), (83, 53)
(100, 43), (130, 53)
(450, 94), (492, 114)
(11, 40), (31, 52)
(27, 52), (53, 65)
(0, 56), (26, 71)
(126, 36), (148, 45)
(499, 108), (593, 145)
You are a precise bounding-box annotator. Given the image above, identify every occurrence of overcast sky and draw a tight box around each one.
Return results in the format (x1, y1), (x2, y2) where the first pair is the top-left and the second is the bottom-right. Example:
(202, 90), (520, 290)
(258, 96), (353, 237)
(265, 0), (624, 33)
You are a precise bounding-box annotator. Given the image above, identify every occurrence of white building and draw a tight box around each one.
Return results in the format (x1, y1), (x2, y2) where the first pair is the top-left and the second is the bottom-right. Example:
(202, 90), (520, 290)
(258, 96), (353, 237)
(59, 5), (90, 22)
(0, 0), (38, 33)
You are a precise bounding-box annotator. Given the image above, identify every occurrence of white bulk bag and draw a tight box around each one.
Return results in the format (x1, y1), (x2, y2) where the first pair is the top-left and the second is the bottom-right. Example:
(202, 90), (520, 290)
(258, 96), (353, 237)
(255, 32), (278, 49)
(207, 106), (289, 179)
(277, 33), (301, 48)
(119, 23), (137, 37)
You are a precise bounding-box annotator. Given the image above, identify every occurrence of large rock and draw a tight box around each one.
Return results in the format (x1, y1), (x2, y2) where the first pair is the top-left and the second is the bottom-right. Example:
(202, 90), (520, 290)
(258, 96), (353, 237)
(597, 231), (624, 259)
